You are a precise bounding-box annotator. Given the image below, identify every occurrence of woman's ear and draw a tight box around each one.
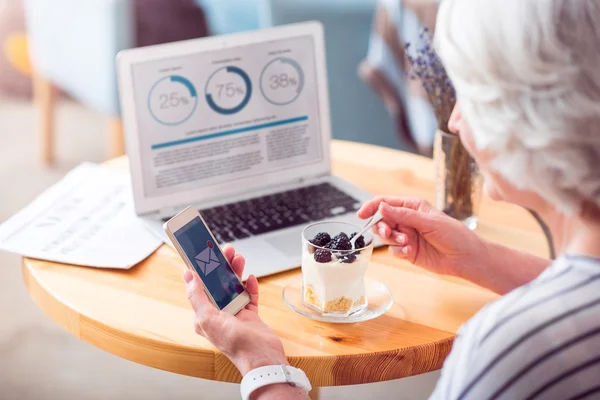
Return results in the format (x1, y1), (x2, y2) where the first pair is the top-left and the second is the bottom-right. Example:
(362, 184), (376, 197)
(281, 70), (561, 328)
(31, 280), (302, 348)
(448, 104), (462, 135)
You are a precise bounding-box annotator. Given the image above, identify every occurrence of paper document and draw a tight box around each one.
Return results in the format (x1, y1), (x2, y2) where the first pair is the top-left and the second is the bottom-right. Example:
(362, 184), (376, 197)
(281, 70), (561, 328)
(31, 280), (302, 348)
(0, 163), (162, 269)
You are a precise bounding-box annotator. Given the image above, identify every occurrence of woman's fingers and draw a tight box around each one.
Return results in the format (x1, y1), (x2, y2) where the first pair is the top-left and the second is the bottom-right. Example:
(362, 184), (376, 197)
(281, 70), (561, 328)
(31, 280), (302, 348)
(218, 247), (254, 311)
(378, 235), (407, 247)
(391, 230), (408, 245)
(357, 196), (426, 220)
(379, 203), (434, 233)
(389, 245), (414, 260)
(373, 221), (392, 238)
(388, 226), (420, 263)
(223, 245), (235, 263)
(370, 222), (411, 245)
(231, 254), (245, 277)
(245, 275), (259, 311)
(184, 269), (220, 335)
(223, 245), (245, 277)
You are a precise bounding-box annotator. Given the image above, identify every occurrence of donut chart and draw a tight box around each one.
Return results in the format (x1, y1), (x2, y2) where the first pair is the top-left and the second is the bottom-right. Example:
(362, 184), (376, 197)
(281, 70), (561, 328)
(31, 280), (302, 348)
(148, 75), (198, 126)
(204, 66), (253, 115)
(146, 59), (306, 123)
(260, 57), (305, 106)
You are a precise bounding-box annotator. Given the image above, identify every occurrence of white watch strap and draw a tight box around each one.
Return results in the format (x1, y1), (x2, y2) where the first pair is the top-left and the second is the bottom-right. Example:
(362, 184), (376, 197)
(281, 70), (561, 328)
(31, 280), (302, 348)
(240, 365), (312, 400)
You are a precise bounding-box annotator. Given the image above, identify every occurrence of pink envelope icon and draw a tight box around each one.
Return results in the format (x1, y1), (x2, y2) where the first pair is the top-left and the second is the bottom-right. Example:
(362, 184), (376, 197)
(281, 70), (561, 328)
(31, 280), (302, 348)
(194, 246), (221, 276)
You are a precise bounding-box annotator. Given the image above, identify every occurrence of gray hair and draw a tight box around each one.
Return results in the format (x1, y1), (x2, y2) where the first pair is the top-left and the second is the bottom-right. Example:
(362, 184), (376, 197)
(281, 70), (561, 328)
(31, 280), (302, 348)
(435, 0), (600, 214)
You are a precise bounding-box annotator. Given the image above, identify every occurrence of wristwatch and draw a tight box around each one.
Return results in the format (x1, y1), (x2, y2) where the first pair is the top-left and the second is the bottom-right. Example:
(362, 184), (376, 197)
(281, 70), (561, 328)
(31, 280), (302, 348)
(240, 364), (312, 400)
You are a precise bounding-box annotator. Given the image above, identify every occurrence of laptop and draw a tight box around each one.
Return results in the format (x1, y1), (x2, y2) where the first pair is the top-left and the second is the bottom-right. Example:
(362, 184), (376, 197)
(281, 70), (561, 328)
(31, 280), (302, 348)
(116, 21), (376, 278)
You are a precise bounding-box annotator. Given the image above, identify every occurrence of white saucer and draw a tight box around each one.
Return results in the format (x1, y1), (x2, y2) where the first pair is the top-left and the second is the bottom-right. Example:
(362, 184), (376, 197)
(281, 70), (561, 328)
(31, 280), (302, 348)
(282, 278), (393, 323)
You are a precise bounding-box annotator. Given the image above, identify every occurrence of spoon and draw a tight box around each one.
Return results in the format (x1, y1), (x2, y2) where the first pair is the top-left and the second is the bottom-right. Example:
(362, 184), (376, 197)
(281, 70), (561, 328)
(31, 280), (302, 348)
(350, 208), (384, 249)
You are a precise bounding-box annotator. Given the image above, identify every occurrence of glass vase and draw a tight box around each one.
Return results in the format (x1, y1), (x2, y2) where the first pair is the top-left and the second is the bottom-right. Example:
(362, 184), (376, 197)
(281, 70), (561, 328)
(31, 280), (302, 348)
(434, 129), (483, 230)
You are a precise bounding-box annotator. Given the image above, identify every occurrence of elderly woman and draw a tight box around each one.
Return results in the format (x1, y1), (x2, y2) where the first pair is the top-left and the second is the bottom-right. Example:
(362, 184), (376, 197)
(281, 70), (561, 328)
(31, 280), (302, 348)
(183, 0), (600, 398)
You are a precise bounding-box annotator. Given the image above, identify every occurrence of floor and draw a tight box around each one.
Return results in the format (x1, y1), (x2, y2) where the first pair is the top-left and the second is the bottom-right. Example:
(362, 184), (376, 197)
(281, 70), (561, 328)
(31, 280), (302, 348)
(0, 95), (439, 399)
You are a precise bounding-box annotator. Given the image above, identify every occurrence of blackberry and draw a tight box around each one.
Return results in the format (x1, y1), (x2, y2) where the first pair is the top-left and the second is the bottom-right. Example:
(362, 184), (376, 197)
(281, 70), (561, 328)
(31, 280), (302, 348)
(314, 249), (332, 263)
(310, 232), (331, 248)
(350, 232), (366, 249)
(330, 233), (352, 251)
(339, 253), (357, 264)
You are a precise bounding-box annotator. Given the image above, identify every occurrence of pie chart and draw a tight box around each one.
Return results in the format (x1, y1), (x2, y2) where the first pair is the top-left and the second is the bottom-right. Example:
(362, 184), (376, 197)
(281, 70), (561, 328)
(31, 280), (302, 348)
(260, 57), (305, 106)
(148, 75), (198, 126)
(205, 66), (253, 115)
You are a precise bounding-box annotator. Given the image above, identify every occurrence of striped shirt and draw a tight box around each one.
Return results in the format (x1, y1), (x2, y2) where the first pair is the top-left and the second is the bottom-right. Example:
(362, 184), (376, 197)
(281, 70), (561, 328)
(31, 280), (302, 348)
(431, 256), (600, 400)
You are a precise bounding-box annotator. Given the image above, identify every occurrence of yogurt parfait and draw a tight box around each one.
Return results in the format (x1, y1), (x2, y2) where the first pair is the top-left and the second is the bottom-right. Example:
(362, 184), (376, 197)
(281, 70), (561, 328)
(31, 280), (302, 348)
(302, 221), (374, 317)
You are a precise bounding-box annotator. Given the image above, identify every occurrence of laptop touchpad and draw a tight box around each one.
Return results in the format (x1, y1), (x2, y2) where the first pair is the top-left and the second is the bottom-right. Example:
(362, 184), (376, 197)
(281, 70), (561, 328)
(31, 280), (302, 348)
(265, 229), (303, 257)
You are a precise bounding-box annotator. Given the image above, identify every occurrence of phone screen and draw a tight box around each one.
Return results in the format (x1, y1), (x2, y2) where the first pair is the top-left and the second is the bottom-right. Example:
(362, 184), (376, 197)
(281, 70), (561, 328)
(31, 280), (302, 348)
(174, 217), (245, 309)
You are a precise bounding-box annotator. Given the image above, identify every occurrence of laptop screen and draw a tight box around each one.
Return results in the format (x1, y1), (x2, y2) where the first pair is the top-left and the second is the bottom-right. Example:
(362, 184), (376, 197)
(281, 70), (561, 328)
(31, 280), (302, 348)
(130, 35), (323, 199)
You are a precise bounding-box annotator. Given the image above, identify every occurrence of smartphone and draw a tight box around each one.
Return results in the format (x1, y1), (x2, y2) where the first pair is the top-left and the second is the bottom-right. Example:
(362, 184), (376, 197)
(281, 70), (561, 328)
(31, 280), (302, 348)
(164, 206), (250, 315)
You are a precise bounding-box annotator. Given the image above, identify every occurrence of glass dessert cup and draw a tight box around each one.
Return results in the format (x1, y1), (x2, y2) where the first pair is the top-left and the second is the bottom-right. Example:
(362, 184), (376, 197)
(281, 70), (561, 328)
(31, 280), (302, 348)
(301, 221), (374, 318)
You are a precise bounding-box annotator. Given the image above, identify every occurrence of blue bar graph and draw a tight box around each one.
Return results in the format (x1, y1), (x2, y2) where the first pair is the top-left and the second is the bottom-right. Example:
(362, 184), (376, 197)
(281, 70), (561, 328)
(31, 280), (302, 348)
(151, 116), (309, 150)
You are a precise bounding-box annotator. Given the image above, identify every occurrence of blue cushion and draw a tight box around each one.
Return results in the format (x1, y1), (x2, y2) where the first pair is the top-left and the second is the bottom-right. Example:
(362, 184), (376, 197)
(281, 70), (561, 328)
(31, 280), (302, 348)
(25, 0), (134, 116)
(194, 0), (261, 35)
(266, 0), (400, 149)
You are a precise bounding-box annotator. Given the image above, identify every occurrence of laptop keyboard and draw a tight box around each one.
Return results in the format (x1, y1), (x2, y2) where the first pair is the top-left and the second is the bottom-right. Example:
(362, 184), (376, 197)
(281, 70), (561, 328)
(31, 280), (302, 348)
(182, 183), (360, 244)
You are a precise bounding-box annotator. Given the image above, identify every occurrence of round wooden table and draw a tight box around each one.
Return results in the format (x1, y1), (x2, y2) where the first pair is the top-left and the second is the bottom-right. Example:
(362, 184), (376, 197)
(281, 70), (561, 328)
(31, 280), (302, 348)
(22, 141), (549, 398)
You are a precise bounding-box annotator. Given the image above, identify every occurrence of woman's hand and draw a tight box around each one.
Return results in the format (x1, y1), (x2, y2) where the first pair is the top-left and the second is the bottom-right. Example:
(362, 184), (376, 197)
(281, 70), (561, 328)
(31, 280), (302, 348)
(184, 246), (287, 376)
(358, 197), (488, 279)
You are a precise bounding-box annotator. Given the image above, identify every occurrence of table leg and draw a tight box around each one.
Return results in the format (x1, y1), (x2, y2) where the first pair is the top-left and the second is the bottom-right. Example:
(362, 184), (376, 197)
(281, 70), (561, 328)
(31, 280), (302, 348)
(308, 388), (321, 400)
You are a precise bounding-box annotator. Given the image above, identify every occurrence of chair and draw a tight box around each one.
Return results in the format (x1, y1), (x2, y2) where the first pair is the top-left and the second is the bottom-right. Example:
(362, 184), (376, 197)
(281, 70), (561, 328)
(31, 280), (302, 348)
(24, 0), (208, 166)
(194, 0), (262, 34)
(24, 0), (134, 165)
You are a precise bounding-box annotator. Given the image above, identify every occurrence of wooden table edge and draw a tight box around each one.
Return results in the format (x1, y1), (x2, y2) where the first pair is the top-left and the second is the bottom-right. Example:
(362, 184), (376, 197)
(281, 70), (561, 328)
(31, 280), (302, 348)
(23, 143), (523, 389)
(22, 257), (452, 386)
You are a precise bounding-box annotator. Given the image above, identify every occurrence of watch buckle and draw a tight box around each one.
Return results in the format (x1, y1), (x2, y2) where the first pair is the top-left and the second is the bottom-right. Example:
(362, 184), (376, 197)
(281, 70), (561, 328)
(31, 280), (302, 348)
(280, 365), (296, 387)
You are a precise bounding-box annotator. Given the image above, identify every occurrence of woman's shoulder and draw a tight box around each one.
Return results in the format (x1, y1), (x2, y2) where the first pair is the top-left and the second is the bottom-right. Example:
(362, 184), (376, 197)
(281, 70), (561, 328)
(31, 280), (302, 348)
(470, 256), (600, 344)
(434, 256), (600, 399)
